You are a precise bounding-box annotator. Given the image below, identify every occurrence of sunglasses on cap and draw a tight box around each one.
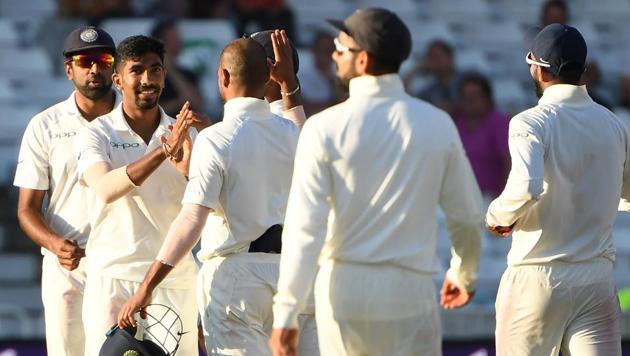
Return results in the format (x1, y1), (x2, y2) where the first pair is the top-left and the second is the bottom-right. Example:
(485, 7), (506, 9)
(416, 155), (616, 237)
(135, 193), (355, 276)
(66, 53), (115, 69)
(333, 38), (361, 54)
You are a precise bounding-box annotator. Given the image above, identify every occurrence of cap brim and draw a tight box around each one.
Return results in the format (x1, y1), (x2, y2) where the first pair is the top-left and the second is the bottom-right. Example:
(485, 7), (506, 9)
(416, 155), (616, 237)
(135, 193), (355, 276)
(326, 19), (351, 36)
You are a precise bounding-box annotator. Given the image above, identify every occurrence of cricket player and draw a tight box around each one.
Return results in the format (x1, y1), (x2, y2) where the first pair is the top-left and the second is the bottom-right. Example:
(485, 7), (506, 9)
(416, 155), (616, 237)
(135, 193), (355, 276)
(270, 8), (483, 356)
(76, 35), (199, 355)
(14, 26), (117, 356)
(486, 24), (629, 355)
(117, 32), (312, 355)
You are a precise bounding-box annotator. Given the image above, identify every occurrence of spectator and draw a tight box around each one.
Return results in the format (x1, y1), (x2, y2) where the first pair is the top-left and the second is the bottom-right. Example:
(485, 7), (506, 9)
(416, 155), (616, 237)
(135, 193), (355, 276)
(299, 30), (344, 116)
(150, 19), (205, 118)
(541, 0), (568, 26)
(57, 0), (133, 25)
(405, 40), (459, 115)
(229, 0), (296, 42)
(453, 73), (510, 197)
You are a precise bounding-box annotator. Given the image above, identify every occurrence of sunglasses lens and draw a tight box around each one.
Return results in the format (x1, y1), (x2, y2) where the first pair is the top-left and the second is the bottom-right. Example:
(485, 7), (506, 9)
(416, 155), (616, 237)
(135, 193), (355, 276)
(72, 54), (114, 68)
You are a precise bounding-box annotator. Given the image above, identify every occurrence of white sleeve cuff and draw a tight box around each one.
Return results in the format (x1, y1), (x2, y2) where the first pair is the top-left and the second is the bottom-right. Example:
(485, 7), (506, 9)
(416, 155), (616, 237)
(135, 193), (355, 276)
(272, 303), (300, 329)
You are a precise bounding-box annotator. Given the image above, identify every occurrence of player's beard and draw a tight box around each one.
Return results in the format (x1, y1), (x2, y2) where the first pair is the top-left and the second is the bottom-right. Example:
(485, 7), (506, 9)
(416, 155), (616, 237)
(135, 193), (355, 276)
(532, 78), (544, 98)
(335, 63), (360, 92)
(75, 75), (112, 100)
(135, 85), (161, 110)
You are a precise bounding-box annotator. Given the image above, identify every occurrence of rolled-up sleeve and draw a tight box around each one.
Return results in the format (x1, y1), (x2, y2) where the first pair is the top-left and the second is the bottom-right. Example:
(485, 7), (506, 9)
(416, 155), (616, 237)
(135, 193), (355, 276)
(487, 117), (545, 226)
(273, 122), (331, 328)
(439, 135), (483, 292)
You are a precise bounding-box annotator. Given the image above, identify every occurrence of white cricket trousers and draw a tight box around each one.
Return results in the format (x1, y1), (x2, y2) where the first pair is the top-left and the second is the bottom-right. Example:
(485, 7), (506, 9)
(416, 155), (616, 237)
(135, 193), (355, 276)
(314, 260), (441, 356)
(197, 252), (319, 356)
(495, 257), (621, 356)
(41, 252), (86, 356)
(82, 274), (198, 356)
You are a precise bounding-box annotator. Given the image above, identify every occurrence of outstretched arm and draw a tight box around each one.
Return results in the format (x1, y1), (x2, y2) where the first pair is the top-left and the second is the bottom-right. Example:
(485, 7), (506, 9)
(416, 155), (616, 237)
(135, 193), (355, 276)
(117, 203), (211, 327)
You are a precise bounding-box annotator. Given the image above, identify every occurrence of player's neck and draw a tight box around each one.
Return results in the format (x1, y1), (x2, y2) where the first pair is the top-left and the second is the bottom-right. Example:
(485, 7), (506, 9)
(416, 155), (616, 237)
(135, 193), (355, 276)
(121, 102), (161, 144)
(75, 90), (115, 121)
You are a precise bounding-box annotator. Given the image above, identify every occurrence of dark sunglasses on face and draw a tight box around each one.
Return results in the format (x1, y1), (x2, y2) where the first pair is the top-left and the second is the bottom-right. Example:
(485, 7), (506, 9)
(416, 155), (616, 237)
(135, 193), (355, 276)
(66, 53), (115, 69)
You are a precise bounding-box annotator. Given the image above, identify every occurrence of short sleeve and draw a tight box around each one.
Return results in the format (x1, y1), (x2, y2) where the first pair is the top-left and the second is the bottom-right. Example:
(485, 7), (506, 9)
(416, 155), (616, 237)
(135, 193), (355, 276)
(14, 118), (50, 190)
(182, 132), (224, 209)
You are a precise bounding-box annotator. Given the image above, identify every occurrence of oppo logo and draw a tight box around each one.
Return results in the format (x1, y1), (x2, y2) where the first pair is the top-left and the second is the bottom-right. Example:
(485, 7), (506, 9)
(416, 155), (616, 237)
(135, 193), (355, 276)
(50, 131), (77, 139)
(111, 142), (141, 149)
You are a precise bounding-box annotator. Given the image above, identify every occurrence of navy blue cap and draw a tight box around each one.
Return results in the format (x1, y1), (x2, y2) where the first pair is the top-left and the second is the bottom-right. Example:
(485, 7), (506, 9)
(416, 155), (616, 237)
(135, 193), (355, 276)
(327, 7), (412, 66)
(99, 325), (167, 356)
(530, 23), (587, 76)
(63, 26), (116, 57)
(247, 30), (300, 74)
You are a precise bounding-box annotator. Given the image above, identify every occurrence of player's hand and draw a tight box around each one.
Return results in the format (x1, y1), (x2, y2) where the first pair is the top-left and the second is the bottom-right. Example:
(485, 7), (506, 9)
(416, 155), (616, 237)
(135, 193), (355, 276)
(163, 101), (194, 157)
(117, 286), (153, 329)
(51, 238), (85, 271)
(269, 29), (298, 92)
(440, 277), (474, 309)
(269, 328), (299, 356)
(163, 129), (192, 177)
(486, 222), (515, 238)
(189, 111), (214, 132)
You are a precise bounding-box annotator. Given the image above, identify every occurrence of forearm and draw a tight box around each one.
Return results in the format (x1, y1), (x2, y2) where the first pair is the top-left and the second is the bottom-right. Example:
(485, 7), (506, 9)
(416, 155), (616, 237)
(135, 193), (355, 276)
(486, 178), (542, 226)
(279, 78), (302, 111)
(84, 164), (137, 204)
(138, 260), (174, 294)
(156, 203), (210, 266)
(273, 228), (325, 328)
(17, 206), (62, 251)
(446, 221), (481, 292)
(283, 105), (306, 129)
(126, 146), (168, 186)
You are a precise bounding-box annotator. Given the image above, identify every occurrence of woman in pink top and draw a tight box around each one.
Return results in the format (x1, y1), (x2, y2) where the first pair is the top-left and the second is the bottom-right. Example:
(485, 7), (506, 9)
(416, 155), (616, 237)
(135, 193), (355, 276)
(453, 73), (510, 197)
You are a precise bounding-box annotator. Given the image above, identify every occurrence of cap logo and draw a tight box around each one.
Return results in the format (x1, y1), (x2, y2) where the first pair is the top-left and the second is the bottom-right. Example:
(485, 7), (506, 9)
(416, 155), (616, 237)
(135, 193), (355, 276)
(123, 350), (139, 356)
(80, 28), (98, 43)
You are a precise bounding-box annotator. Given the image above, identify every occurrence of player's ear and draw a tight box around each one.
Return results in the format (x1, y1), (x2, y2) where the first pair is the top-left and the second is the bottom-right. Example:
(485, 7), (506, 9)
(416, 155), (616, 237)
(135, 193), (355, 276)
(221, 68), (230, 88)
(112, 72), (122, 91)
(64, 60), (73, 80)
(356, 50), (370, 75)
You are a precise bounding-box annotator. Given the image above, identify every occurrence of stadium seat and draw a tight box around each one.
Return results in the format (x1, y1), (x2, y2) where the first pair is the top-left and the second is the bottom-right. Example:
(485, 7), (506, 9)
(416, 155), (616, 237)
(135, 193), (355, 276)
(0, 304), (33, 339)
(0, 48), (52, 79)
(100, 18), (154, 46)
(0, 254), (38, 282)
(0, 0), (55, 19)
(406, 20), (455, 55)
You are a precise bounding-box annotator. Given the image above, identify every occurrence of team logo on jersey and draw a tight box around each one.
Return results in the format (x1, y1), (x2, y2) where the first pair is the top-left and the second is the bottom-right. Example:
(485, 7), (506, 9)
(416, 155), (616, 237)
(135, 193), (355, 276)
(49, 131), (77, 139)
(111, 142), (141, 149)
(80, 28), (98, 43)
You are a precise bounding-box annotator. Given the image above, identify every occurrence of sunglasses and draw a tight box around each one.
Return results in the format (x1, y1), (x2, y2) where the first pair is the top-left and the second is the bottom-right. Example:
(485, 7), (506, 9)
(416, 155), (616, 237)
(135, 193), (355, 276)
(334, 38), (361, 54)
(66, 53), (115, 69)
(525, 51), (551, 68)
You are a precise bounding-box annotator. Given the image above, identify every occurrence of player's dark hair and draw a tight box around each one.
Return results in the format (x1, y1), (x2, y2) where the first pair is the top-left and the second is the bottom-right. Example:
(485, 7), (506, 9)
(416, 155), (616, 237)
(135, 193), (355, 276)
(115, 35), (165, 72)
(555, 64), (583, 85)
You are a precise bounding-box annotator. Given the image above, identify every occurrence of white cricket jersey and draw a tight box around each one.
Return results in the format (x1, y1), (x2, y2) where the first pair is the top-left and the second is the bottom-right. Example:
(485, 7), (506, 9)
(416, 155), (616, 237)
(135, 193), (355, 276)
(13, 92), (117, 250)
(273, 74), (483, 328)
(76, 103), (197, 288)
(182, 97), (299, 259)
(486, 84), (630, 266)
